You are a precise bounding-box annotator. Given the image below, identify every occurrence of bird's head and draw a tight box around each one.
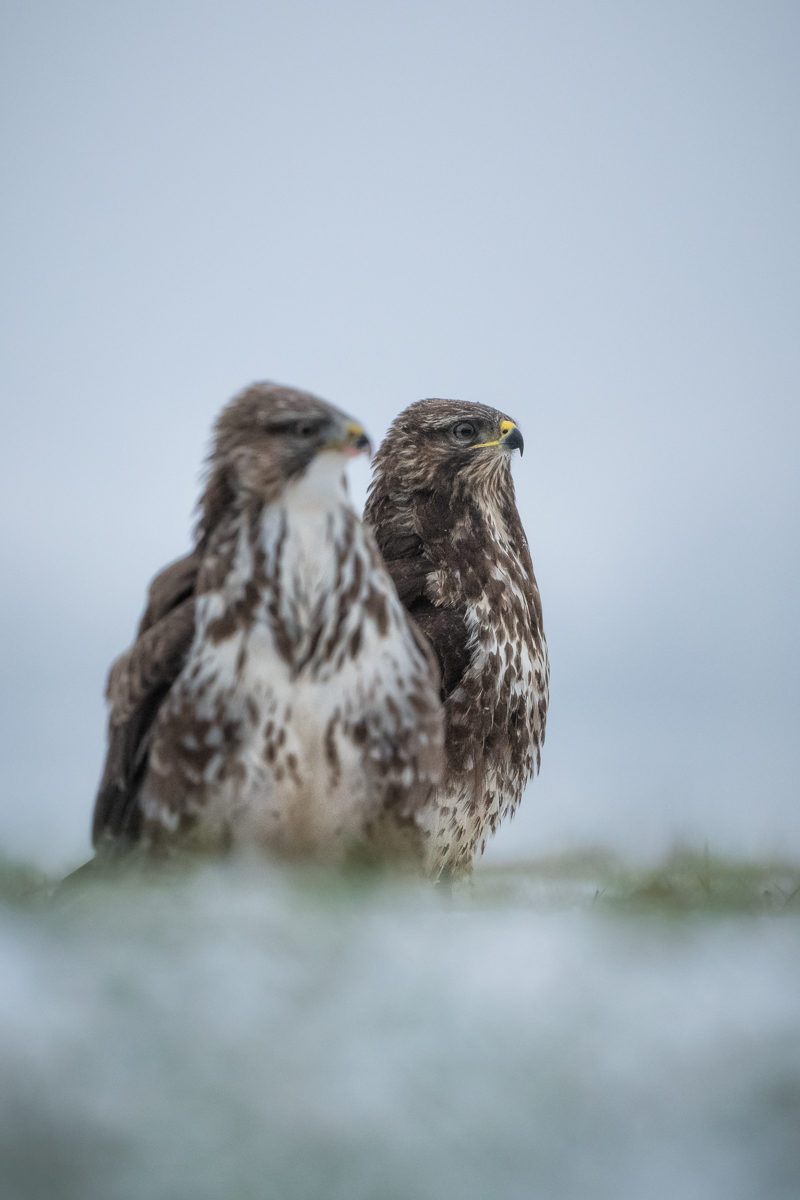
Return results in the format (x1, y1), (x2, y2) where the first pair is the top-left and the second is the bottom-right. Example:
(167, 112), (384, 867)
(205, 382), (371, 510)
(372, 398), (524, 494)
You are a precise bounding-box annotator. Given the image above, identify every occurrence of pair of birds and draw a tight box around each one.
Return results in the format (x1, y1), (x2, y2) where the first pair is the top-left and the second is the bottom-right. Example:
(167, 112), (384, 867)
(92, 383), (549, 878)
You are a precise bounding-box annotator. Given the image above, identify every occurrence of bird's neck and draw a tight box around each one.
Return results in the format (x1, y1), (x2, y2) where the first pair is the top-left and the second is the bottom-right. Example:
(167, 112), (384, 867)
(386, 465), (517, 551)
(280, 451), (350, 511)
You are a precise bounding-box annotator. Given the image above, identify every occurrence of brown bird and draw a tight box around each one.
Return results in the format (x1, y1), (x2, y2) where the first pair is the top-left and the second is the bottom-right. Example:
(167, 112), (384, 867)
(364, 399), (549, 877)
(92, 383), (444, 864)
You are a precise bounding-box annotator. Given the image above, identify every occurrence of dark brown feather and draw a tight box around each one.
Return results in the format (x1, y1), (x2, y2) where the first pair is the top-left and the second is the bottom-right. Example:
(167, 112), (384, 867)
(93, 557), (200, 846)
(136, 552), (200, 638)
(404, 598), (472, 699)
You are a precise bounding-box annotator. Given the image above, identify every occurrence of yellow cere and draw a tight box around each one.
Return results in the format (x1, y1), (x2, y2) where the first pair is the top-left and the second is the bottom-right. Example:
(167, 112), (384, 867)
(472, 419), (517, 450)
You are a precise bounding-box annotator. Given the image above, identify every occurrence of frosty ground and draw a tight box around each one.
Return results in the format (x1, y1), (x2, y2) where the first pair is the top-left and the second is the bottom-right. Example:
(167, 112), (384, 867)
(1, 851), (798, 1200)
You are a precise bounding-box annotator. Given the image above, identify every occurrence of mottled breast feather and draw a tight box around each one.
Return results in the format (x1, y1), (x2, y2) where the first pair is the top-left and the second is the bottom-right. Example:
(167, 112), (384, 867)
(364, 397), (549, 877)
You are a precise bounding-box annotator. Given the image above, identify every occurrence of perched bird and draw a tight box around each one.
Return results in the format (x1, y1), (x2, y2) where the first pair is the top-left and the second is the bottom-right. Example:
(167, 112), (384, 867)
(93, 383), (444, 863)
(364, 399), (549, 877)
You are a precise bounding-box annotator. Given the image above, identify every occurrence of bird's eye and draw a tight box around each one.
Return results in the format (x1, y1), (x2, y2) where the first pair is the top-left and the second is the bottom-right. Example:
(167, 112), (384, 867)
(295, 421), (318, 438)
(452, 421), (476, 442)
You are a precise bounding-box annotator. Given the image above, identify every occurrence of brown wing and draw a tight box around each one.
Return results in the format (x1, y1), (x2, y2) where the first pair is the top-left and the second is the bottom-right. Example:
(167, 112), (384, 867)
(403, 598), (471, 699)
(92, 552), (201, 847)
(373, 524), (472, 702)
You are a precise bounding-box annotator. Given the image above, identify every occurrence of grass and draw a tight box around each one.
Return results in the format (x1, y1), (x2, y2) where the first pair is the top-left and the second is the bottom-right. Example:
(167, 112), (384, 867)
(475, 846), (800, 915)
(0, 854), (51, 906)
(2, 845), (800, 917)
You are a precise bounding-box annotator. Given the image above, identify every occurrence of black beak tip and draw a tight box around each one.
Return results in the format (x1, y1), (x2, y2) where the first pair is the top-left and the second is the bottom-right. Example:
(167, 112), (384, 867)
(504, 427), (524, 456)
(355, 433), (371, 454)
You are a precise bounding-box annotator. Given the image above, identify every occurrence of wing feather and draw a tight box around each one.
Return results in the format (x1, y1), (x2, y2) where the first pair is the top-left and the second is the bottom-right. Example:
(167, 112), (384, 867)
(404, 598), (472, 700)
(370, 502), (474, 702)
(92, 553), (200, 846)
(377, 557), (471, 703)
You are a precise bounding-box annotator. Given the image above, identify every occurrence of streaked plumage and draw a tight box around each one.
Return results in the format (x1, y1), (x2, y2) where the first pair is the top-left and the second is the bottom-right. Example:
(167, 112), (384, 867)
(93, 383), (444, 863)
(364, 399), (548, 877)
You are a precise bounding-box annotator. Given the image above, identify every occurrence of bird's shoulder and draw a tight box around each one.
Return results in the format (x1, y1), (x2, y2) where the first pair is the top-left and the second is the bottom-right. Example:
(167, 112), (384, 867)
(108, 551), (201, 718)
(136, 551), (202, 637)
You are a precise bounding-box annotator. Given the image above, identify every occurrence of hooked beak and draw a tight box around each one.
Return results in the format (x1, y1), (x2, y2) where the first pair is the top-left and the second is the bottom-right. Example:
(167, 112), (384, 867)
(343, 421), (372, 458)
(327, 418), (373, 458)
(473, 419), (525, 455)
(500, 420), (524, 456)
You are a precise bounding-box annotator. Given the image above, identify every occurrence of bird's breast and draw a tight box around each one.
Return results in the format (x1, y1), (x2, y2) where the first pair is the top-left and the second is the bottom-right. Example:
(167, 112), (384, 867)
(196, 501), (380, 681)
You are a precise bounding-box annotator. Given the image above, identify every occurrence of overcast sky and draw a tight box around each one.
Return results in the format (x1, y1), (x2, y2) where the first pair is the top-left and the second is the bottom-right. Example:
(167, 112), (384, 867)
(1, 0), (798, 869)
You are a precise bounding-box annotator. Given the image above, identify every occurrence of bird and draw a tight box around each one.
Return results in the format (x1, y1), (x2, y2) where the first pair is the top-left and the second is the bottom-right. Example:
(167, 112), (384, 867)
(92, 383), (444, 864)
(363, 398), (549, 878)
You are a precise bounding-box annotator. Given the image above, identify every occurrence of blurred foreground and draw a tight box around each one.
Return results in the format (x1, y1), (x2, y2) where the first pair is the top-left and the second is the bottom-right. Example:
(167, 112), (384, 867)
(1, 850), (799, 1200)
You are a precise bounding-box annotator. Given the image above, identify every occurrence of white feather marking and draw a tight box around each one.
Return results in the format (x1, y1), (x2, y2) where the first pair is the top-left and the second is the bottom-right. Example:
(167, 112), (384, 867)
(147, 451), (442, 860)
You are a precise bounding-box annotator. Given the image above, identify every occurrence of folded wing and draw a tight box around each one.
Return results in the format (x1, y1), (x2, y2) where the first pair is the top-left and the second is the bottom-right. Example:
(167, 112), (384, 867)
(92, 552), (200, 846)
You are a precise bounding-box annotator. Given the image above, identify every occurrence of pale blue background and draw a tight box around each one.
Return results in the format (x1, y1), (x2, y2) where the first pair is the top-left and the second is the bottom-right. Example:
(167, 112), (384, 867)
(1, 0), (798, 868)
